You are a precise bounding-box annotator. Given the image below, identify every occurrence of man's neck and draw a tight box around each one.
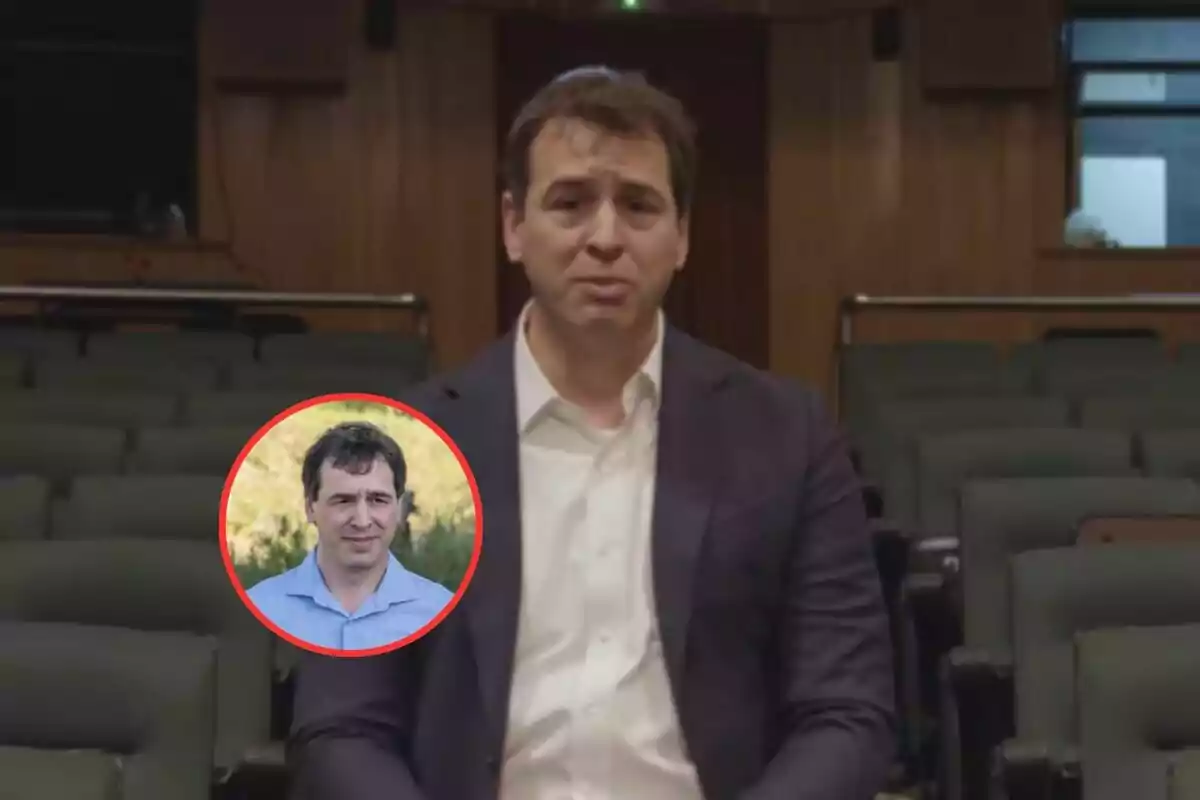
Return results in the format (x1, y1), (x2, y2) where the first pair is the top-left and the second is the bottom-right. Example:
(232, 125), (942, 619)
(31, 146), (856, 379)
(526, 302), (656, 426)
(316, 550), (386, 615)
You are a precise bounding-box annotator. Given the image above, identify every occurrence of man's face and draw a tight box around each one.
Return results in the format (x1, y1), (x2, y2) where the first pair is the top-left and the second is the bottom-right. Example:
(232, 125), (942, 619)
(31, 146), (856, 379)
(307, 457), (400, 575)
(502, 117), (689, 335)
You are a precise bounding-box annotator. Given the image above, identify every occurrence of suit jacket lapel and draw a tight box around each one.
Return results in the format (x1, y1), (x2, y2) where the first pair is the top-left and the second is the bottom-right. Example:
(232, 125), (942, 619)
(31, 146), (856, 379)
(436, 335), (523, 761)
(651, 327), (730, 693)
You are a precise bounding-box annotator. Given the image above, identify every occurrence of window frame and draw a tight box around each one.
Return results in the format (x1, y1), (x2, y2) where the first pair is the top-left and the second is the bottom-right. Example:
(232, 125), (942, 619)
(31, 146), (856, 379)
(1065, 13), (1200, 224)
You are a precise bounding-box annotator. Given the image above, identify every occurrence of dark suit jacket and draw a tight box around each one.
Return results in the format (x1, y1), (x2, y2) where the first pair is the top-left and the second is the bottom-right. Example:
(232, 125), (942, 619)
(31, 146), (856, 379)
(288, 325), (895, 800)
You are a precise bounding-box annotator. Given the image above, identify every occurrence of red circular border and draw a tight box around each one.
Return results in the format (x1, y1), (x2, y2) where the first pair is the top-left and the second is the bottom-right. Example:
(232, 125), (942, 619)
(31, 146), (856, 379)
(218, 392), (483, 658)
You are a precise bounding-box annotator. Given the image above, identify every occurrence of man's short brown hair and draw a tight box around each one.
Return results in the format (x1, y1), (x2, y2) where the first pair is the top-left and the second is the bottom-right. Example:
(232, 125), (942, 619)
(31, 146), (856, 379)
(502, 66), (697, 219)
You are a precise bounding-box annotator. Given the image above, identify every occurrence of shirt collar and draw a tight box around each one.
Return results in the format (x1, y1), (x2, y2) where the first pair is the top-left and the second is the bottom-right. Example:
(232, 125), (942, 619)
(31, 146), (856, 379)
(513, 300), (664, 433)
(283, 546), (421, 611)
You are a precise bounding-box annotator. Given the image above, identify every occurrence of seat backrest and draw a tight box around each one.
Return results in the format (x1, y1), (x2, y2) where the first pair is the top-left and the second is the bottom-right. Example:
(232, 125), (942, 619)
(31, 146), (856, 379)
(51, 475), (224, 541)
(0, 328), (81, 359)
(84, 331), (256, 364)
(127, 426), (257, 475)
(182, 390), (312, 427)
(259, 332), (429, 376)
(1142, 429), (1200, 481)
(1013, 338), (1169, 373)
(0, 424), (126, 482)
(1012, 544), (1200, 746)
(959, 476), (1200, 647)
(1078, 515), (1200, 545)
(1079, 396), (1200, 431)
(1172, 751), (1200, 800)
(1078, 623), (1200, 800)
(0, 355), (24, 387)
(225, 363), (418, 396)
(0, 539), (273, 772)
(32, 360), (221, 392)
(867, 396), (1070, 525)
(0, 476), (50, 541)
(1037, 363), (1179, 400)
(0, 746), (122, 800)
(916, 428), (1134, 540)
(0, 619), (217, 800)
(0, 389), (179, 427)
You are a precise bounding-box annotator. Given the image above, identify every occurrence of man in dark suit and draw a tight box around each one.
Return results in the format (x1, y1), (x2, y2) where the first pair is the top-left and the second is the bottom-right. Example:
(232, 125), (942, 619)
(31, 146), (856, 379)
(288, 66), (894, 800)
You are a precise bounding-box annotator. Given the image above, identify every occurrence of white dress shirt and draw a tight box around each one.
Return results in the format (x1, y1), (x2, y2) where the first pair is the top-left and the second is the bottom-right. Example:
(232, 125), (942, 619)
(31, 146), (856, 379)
(499, 303), (705, 800)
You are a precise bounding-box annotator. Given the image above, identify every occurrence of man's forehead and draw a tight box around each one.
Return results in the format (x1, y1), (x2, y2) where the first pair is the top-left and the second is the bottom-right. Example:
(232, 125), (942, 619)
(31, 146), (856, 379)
(318, 457), (395, 495)
(530, 118), (670, 188)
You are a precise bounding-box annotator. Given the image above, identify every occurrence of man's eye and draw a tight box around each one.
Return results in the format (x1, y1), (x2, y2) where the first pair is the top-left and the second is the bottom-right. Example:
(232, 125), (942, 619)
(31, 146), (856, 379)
(552, 197), (582, 211)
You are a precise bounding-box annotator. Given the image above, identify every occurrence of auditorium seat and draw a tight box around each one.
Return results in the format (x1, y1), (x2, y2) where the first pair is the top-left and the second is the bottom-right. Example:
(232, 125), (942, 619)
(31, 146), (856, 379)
(0, 539), (274, 782)
(1080, 396), (1200, 431)
(1035, 363), (1181, 401)
(0, 476), (50, 540)
(226, 363), (417, 396)
(127, 426), (257, 475)
(0, 389), (179, 428)
(861, 396), (1069, 514)
(0, 746), (121, 800)
(31, 359), (221, 392)
(1140, 429), (1200, 481)
(930, 476), (1200, 800)
(0, 424), (126, 489)
(0, 619), (217, 800)
(50, 475), (223, 541)
(182, 390), (312, 427)
(259, 331), (429, 378)
(83, 330), (256, 364)
(0, 328), (82, 359)
(1077, 623), (1200, 800)
(0, 356), (23, 387)
(994, 544), (1200, 800)
(1012, 337), (1170, 374)
(912, 427), (1133, 546)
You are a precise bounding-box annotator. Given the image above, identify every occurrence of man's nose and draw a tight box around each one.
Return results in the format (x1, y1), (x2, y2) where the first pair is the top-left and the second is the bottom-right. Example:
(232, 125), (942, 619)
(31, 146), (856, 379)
(351, 501), (372, 527)
(585, 200), (624, 256)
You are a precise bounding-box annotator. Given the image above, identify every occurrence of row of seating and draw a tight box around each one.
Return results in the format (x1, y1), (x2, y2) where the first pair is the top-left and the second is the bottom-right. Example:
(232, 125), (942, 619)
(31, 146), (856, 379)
(0, 388), (368, 427)
(840, 340), (1200, 800)
(0, 328), (430, 369)
(0, 326), (433, 798)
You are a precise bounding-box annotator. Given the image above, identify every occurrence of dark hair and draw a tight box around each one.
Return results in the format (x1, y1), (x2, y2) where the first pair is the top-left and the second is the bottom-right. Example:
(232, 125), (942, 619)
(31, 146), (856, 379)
(502, 65), (697, 219)
(301, 421), (407, 503)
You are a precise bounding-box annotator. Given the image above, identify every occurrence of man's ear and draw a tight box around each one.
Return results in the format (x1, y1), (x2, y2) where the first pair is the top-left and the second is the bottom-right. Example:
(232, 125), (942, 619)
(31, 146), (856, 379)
(501, 190), (524, 263)
(674, 213), (690, 271)
(304, 500), (315, 525)
(398, 489), (414, 522)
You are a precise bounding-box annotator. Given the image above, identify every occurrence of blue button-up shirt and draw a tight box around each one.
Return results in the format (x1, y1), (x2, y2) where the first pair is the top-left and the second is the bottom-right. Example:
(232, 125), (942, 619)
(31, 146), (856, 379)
(247, 547), (454, 651)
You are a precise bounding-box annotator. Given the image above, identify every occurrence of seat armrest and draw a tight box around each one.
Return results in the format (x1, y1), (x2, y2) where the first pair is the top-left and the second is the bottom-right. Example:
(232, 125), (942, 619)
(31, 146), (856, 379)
(946, 648), (1015, 800)
(214, 741), (288, 800)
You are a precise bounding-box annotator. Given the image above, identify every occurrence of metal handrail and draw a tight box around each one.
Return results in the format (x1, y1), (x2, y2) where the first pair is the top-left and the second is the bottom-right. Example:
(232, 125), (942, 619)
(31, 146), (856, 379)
(0, 284), (432, 342)
(839, 293), (1200, 346)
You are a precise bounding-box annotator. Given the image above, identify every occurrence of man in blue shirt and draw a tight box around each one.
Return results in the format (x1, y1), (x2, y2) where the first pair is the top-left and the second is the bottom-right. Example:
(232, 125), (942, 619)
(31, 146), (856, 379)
(247, 421), (454, 653)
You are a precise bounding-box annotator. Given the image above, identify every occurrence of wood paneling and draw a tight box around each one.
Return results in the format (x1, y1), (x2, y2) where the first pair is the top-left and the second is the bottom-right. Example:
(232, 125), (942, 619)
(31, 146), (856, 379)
(918, 0), (1060, 90)
(768, 8), (1200, 401)
(198, 9), (497, 369)
(495, 14), (770, 368)
(204, 0), (357, 93)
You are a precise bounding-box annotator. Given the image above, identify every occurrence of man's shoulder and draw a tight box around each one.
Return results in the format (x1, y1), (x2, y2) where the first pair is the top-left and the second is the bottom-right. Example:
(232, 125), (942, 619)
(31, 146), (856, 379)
(672, 328), (823, 425)
(245, 566), (302, 608)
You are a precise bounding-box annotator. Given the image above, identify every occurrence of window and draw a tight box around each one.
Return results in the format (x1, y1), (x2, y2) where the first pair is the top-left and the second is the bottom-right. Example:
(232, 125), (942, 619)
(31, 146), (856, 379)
(1067, 17), (1200, 247)
(0, 0), (199, 236)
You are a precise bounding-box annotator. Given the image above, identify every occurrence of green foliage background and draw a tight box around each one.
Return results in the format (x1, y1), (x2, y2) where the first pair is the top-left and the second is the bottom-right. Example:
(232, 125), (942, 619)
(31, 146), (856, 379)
(226, 400), (476, 591)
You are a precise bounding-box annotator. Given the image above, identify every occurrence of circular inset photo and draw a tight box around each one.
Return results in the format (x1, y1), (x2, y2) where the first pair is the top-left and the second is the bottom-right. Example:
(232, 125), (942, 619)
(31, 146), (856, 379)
(220, 393), (481, 657)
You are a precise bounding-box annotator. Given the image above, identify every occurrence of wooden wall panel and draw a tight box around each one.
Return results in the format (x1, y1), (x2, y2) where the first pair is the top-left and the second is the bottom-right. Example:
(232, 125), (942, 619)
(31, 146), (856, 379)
(768, 7), (1200, 400)
(198, 9), (497, 369)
